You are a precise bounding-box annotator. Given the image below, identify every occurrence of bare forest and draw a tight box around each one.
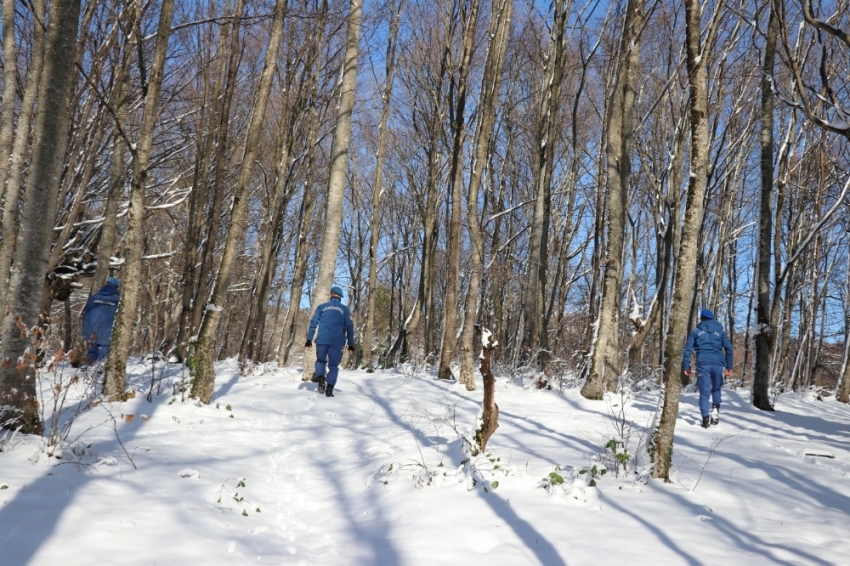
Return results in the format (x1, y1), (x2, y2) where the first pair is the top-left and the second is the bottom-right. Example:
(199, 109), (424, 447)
(2, 0), (850, 479)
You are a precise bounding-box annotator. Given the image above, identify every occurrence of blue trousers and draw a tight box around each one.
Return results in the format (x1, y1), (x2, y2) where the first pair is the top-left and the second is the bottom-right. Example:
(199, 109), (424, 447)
(87, 344), (109, 363)
(314, 344), (343, 386)
(697, 364), (724, 417)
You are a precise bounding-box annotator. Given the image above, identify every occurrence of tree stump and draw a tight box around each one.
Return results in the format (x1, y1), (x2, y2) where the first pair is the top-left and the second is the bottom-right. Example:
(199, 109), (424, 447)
(474, 326), (499, 454)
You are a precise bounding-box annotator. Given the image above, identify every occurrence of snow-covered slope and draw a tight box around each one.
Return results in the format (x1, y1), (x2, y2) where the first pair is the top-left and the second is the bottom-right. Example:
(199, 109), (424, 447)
(1, 360), (848, 565)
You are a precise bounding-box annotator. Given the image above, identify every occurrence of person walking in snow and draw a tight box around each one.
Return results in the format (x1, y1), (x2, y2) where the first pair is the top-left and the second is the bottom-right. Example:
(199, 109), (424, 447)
(682, 309), (733, 428)
(305, 285), (355, 397)
(82, 277), (121, 364)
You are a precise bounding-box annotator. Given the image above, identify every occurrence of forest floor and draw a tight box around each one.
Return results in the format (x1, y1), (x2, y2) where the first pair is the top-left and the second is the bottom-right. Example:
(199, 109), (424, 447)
(1, 358), (849, 565)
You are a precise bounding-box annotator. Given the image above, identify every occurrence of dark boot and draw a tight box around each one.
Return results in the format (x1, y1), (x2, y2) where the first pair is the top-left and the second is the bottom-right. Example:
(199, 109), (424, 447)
(310, 372), (320, 382)
(701, 416), (710, 429)
(710, 404), (720, 425)
(325, 384), (334, 397)
(317, 375), (326, 394)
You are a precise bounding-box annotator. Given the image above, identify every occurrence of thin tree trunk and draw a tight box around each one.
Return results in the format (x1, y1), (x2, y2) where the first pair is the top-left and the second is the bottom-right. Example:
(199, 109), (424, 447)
(0, 0), (46, 317)
(753, 0), (778, 411)
(437, 0), (480, 381)
(362, 0), (403, 372)
(92, 32), (133, 293)
(300, 0), (362, 381)
(189, 0), (246, 337)
(0, 0), (81, 434)
(583, 0), (643, 399)
(650, 0), (722, 480)
(104, 0), (176, 399)
(458, 0), (512, 390)
(522, 0), (570, 371)
(192, 0), (288, 401)
(175, 0), (245, 361)
(0, 0), (18, 194)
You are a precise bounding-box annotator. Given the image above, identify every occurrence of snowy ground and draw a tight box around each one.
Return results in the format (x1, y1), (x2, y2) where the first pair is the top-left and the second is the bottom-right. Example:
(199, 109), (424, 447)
(1, 359), (849, 565)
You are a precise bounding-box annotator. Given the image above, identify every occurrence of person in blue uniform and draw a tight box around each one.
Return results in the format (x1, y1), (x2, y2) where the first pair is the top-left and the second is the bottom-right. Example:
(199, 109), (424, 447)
(682, 309), (733, 428)
(82, 277), (121, 363)
(305, 285), (355, 397)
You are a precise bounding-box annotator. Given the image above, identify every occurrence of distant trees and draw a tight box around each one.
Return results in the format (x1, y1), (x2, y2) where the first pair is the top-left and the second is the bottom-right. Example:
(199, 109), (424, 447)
(1, 0), (849, 437)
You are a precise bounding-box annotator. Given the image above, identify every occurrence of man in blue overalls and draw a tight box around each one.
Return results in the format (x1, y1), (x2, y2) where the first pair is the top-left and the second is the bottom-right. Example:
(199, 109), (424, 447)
(305, 285), (355, 397)
(82, 277), (121, 364)
(682, 309), (733, 428)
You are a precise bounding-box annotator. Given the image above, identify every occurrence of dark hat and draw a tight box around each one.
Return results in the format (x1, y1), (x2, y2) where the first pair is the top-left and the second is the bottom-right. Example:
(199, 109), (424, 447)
(700, 309), (714, 320)
(107, 277), (120, 288)
(330, 285), (344, 297)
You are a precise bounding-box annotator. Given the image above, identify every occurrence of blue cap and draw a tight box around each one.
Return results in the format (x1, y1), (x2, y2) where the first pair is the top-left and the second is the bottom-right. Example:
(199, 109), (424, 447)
(700, 309), (714, 320)
(107, 277), (120, 288)
(330, 285), (344, 297)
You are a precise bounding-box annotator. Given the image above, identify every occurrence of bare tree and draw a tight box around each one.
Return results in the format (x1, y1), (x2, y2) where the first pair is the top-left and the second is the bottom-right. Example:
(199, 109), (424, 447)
(0, 0), (82, 433)
(104, 0), (176, 398)
(362, 0), (404, 372)
(650, 0), (726, 480)
(582, 0), (646, 399)
(458, 0), (512, 390)
(300, 0), (362, 381)
(191, 0), (289, 401)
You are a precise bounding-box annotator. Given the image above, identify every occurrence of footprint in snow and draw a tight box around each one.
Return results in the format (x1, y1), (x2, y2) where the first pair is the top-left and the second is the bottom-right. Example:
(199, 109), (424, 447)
(696, 515), (713, 522)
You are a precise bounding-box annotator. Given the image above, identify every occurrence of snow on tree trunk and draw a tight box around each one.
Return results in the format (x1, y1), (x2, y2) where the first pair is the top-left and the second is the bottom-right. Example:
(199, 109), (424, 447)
(104, 0), (175, 400)
(583, 0), (643, 400)
(474, 327), (499, 454)
(0, 0), (81, 433)
(650, 0), (716, 480)
(191, 0), (288, 402)
(459, 0), (512, 391)
(0, 0), (45, 320)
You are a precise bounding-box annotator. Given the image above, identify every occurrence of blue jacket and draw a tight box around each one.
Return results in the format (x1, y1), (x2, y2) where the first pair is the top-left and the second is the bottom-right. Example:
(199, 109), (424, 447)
(82, 284), (120, 346)
(307, 297), (355, 347)
(682, 319), (733, 370)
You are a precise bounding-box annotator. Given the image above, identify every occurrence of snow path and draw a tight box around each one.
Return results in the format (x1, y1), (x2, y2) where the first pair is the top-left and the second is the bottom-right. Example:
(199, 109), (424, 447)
(1, 360), (849, 565)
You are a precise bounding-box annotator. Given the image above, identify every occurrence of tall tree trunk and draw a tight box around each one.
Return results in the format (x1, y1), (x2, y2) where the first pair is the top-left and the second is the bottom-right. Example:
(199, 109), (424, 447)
(362, 0), (403, 372)
(92, 31), (133, 294)
(300, 0), (362, 381)
(458, 0), (512, 390)
(753, 1), (778, 411)
(437, 0), (480, 381)
(175, 0), (245, 361)
(104, 0), (176, 398)
(522, 0), (570, 371)
(0, 0), (18, 194)
(192, 0), (288, 401)
(582, 0), (643, 399)
(0, 0), (81, 433)
(650, 0), (721, 480)
(189, 0), (246, 338)
(0, 0), (46, 318)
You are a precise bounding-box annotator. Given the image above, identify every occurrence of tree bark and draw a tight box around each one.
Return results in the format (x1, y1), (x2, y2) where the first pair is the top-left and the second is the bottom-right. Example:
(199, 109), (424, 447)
(474, 327), (499, 454)
(437, 0), (480, 381)
(300, 0), (362, 381)
(753, 1), (778, 411)
(582, 0), (643, 399)
(175, 0), (245, 361)
(521, 0), (570, 371)
(458, 0), (512, 390)
(0, 0), (18, 195)
(0, 0), (81, 434)
(104, 0), (176, 399)
(650, 0), (721, 480)
(362, 0), (403, 372)
(192, 0), (288, 401)
(0, 0), (46, 318)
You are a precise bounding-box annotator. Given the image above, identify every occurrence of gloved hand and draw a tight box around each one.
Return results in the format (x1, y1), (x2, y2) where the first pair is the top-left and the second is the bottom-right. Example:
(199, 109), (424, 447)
(305, 340), (312, 348)
(348, 345), (355, 354)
